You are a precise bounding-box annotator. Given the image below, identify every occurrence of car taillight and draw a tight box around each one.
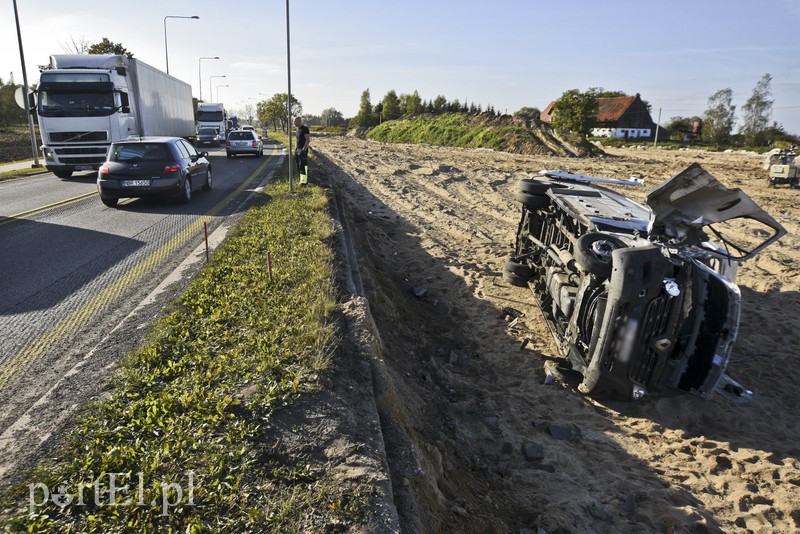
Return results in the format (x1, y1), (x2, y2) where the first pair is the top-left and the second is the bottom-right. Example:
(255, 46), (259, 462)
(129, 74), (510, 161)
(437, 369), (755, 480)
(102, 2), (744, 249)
(226, 140), (231, 147)
(162, 162), (181, 173)
(252, 141), (257, 147)
(98, 162), (110, 175)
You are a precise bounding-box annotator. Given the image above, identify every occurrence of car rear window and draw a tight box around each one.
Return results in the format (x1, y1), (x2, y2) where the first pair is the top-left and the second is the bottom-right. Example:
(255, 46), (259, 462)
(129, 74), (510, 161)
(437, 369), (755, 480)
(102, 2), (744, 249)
(229, 131), (254, 140)
(111, 143), (170, 162)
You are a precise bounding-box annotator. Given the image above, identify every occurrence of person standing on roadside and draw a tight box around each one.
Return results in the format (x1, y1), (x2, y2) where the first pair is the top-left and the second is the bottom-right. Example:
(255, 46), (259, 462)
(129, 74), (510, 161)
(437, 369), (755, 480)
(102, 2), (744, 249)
(294, 116), (310, 185)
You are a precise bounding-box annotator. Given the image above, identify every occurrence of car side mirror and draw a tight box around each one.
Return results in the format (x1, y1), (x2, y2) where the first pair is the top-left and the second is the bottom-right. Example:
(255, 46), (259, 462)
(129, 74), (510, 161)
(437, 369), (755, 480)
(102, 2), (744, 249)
(201, 151), (208, 158)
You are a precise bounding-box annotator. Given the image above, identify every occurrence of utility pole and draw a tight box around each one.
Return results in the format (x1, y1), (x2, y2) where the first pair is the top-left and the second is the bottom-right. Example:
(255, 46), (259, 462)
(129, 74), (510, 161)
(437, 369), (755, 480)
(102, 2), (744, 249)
(12, 0), (41, 167)
(653, 107), (662, 149)
(286, 0), (293, 192)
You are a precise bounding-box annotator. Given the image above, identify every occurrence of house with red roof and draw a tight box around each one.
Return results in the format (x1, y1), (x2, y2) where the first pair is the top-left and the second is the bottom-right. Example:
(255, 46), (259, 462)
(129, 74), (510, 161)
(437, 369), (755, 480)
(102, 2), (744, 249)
(540, 93), (659, 140)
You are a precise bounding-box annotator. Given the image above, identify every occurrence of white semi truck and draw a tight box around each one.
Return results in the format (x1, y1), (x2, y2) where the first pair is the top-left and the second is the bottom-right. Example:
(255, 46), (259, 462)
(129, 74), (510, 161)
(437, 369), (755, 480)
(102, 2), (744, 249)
(31, 54), (195, 178)
(196, 102), (228, 141)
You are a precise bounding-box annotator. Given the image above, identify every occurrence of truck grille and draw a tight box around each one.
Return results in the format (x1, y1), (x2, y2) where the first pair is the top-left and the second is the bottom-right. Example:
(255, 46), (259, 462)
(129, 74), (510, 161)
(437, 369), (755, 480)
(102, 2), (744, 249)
(49, 131), (108, 143)
(53, 146), (109, 165)
(629, 296), (672, 386)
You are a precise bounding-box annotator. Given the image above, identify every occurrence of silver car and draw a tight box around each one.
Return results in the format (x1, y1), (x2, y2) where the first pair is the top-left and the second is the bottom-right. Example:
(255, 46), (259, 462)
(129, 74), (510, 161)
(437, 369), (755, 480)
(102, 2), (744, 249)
(226, 129), (263, 158)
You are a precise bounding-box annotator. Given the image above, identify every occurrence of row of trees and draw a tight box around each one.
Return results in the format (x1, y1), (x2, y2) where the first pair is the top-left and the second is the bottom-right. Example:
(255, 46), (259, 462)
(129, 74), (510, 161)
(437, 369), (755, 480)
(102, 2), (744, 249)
(693, 74), (779, 146)
(350, 89), (503, 128)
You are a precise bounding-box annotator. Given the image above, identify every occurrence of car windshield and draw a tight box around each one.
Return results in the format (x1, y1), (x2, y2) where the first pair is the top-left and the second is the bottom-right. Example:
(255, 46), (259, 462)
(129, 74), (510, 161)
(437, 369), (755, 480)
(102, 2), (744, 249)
(111, 144), (170, 162)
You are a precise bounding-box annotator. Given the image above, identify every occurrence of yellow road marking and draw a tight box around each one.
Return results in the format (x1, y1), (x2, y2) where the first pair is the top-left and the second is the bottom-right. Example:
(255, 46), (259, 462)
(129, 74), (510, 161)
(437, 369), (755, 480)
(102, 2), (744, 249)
(0, 191), (99, 227)
(0, 151), (282, 389)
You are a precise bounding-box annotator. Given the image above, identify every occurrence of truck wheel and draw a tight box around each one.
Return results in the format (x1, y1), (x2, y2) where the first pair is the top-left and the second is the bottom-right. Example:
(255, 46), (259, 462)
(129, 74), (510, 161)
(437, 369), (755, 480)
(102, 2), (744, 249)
(202, 169), (212, 191)
(574, 233), (626, 278)
(515, 191), (550, 210)
(53, 170), (73, 179)
(179, 177), (192, 203)
(100, 196), (118, 207)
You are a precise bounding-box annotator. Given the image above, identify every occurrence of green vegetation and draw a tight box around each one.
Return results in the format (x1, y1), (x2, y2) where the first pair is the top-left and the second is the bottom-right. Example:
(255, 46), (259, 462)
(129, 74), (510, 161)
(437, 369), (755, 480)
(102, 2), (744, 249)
(550, 88), (600, 136)
(366, 112), (533, 151)
(2, 166), (370, 532)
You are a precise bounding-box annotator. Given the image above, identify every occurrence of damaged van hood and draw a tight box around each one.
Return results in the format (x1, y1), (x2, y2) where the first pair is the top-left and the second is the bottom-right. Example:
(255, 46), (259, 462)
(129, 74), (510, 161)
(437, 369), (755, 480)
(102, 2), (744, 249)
(646, 163), (786, 261)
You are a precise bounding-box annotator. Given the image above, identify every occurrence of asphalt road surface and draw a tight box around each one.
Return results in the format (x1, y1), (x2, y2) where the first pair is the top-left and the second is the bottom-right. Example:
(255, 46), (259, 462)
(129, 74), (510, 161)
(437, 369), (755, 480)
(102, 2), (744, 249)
(0, 141), (285, 486)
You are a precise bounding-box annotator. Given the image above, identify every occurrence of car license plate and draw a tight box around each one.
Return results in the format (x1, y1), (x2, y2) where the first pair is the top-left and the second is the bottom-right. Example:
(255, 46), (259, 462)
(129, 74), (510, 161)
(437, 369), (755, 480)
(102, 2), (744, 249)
(121, 179), (150, 187)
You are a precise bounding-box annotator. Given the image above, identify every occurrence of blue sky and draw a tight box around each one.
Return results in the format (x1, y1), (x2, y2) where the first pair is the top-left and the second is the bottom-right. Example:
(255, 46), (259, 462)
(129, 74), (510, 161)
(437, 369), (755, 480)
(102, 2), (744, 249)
(3, 0), (799, 133)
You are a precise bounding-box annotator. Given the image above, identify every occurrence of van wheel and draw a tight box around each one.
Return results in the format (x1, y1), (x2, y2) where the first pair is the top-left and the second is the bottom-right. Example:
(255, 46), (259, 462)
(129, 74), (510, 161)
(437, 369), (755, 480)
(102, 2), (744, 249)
(515, 191), (550, 210)
(574, 233), (626, 278)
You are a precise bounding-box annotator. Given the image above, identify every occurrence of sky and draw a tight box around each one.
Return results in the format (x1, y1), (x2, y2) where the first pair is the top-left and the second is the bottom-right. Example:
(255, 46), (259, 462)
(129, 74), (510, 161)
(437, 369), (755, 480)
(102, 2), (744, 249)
(2, 0), (799, 133)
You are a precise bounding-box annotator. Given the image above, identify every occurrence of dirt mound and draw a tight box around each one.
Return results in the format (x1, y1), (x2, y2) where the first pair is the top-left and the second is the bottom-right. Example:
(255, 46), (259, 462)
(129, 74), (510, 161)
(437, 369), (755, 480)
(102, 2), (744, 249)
(314, 136), (800, 533)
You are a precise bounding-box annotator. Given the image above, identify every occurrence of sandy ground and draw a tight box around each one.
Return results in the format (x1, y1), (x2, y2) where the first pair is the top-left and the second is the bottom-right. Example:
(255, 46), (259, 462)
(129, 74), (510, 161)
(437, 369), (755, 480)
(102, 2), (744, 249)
(313, 136), (800, 533)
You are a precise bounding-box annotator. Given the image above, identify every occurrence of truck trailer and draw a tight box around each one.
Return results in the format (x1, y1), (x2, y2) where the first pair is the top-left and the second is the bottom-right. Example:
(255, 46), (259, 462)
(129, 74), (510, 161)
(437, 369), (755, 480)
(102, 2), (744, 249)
(31, 54), (195, 178)
(196, 102), (228, 141)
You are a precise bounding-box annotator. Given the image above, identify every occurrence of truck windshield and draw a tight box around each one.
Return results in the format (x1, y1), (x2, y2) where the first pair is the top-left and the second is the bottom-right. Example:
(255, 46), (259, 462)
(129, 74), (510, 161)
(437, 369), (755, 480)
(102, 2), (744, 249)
(197, 111), (224, 122)
(38, 89), (115, 117)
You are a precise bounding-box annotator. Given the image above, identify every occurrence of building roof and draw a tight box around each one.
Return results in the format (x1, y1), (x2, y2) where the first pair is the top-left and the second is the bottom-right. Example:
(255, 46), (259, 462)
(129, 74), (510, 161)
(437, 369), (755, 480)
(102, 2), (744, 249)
(596, 95), (637, 123)
(539, 94), (647, 125)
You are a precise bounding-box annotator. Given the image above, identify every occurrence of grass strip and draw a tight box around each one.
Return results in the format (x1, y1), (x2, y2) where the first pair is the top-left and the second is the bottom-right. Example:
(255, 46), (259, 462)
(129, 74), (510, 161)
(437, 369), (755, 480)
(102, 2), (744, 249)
(1, 163), (368, 532)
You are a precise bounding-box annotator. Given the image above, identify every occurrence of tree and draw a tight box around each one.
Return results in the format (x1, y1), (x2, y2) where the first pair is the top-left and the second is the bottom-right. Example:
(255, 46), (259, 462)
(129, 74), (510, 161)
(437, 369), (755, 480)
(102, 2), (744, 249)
(550, 88), (600, 135)
(382, 90), (402, 120)
(405, 90), (423, 116)
(321, 107), (344, 127)
(702, 88), (736, 147)
(242, 104), (255, 125)
(257, 93), (301, 132)
(351, 88), (376, 128)
(433, 95), (447, 114)
(739, 73), (773, 146)
(513, 107), (541, 128)
(59, 36), (92, 54)
(0, 78), (28, 127)
(87, 38), (133, 58)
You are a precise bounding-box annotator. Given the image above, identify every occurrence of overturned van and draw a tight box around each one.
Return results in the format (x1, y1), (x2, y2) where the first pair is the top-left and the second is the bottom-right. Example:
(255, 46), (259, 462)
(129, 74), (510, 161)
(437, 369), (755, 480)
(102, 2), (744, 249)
(505, 163), (786, 401)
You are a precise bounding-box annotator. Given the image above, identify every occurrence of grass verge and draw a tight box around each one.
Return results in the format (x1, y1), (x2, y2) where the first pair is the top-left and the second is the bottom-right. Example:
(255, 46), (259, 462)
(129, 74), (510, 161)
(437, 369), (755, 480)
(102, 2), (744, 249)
(1, 160), (369, 532)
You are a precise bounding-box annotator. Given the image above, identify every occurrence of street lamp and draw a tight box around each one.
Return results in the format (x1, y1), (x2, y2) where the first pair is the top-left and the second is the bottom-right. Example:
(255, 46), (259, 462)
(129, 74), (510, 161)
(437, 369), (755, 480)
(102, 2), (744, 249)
(163, 15), (199, 75)
(209, 75), (226, 101)
(216, 84), (229, 102)
(198, 56), (219, 101)
(12, 0), (40, 167)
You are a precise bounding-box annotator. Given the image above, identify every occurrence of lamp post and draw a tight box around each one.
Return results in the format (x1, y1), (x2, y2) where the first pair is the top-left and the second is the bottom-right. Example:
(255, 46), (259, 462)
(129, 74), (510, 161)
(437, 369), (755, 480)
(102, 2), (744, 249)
(12, 0), (40, 167)
(216, 84), (229, 102)
(285, 0), (292, 191)
(209, 75), (226, 101)
(163, 15), (199, 75)
(198, 56), (219, 101)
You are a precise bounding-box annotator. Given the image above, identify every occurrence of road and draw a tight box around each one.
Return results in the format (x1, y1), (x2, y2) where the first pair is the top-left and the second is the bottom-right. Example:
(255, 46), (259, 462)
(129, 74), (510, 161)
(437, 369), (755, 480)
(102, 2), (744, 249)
(0, 142), (285, 485)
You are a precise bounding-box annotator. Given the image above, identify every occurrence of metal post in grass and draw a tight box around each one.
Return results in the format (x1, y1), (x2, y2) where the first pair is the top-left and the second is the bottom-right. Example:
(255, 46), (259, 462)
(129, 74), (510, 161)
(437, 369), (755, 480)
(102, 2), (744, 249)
(204, 221), (209, 262)
(286, 0), (293, 193)
(12, 0), (41, 168)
